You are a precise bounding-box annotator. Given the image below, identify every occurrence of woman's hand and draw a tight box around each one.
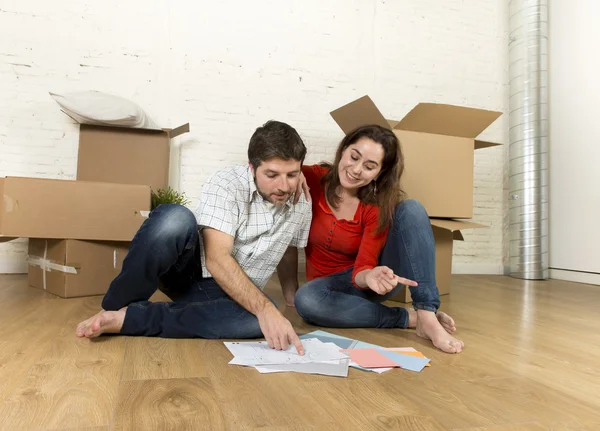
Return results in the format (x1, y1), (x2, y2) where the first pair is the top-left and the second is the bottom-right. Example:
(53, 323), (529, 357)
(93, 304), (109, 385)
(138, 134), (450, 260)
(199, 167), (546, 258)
(364, 266), (418, 295)
(293, 171), (311, 204)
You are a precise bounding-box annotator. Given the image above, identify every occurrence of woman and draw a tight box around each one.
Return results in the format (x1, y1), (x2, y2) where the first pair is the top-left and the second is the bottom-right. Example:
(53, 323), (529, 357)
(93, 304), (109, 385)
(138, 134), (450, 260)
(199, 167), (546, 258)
(293, 124), (464, 354)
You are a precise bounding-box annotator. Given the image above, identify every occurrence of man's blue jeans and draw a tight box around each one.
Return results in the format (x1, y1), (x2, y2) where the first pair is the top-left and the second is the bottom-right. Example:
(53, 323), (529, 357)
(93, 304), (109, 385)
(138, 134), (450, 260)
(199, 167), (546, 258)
(294, 199), (441, 329)
(101, 204), (263, 338)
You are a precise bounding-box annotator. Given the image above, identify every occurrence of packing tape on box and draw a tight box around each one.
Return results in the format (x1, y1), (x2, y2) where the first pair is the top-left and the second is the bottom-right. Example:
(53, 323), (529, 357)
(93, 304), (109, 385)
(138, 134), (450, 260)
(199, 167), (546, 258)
(28, 256), (78, 274)
(27, 240), (78, 290)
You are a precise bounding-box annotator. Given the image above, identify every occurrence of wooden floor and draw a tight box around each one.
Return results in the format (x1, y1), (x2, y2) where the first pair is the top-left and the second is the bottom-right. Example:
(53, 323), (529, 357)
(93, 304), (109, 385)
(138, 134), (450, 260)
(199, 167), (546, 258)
(0, 274), (599, 431)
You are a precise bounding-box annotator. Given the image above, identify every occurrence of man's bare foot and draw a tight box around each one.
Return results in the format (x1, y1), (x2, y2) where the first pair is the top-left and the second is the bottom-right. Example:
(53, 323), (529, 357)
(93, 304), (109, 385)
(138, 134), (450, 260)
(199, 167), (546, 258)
(406, 309), (456, 334)
(75, 308), (126, 338)
(415, 309), (464, 353)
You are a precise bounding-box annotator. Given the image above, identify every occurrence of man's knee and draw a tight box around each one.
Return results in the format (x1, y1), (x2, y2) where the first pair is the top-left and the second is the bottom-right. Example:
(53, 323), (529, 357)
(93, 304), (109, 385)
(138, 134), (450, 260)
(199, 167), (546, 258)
(148, 204), (198, 241)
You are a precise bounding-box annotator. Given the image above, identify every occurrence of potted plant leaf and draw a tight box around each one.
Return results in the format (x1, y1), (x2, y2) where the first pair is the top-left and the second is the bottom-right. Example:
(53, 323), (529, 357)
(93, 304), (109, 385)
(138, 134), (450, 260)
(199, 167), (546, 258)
(151, 186), (190, 210)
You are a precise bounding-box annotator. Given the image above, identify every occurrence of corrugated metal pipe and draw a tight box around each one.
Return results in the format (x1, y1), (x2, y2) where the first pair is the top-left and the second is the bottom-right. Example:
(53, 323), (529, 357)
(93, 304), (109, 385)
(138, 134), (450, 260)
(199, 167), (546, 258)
(508, 0), (549, 279)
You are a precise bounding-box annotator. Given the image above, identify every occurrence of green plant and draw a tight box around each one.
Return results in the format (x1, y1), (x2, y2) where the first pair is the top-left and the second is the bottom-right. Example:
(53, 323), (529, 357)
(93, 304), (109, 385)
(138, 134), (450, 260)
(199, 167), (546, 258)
(151, 186), (190, 210)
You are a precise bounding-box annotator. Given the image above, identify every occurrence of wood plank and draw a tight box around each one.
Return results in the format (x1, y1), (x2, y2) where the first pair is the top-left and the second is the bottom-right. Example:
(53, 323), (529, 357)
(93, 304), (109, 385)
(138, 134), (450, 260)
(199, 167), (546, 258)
(0, 282), (87, 405)
(47, 427), (109, 431)
(201, 340), (336, 430)
(0, 328), (125, 430)
(1, 274), (600, 431)
(302, 379), (436, 430)
(462, 423), (546, 431)
(400, 374), (600, 430)
(248, 425), (346, 431)
(113, 378), (226, 431)
(121, 337), (207, 381)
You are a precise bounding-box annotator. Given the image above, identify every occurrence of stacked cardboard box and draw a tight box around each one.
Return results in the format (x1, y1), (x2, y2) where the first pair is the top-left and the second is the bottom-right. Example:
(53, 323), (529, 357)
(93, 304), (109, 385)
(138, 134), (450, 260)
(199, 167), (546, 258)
(0, 117), (189, 298)
(330, 96), (502, 302)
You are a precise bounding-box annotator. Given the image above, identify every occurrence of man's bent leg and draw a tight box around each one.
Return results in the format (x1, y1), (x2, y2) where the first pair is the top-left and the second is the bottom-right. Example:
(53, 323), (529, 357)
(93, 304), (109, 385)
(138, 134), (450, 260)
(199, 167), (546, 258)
(101, 204), (199, 311)
(294, 269), (410, 329)
(120, 298), (262, 339)
(82, 278), (264, 339)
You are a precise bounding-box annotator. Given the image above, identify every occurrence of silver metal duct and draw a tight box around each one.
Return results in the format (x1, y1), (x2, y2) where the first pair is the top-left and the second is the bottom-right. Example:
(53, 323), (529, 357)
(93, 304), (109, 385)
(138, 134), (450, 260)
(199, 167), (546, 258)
(508, 0), (549, 279)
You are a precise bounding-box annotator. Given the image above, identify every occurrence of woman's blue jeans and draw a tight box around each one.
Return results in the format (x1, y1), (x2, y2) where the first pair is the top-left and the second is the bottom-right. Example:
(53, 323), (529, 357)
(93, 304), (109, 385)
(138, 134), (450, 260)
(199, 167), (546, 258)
(294, 199), (441, 329)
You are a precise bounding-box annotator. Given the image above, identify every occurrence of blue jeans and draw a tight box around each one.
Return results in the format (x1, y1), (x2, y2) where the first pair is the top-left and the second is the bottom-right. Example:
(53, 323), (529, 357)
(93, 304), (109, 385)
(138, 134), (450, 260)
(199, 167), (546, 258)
(101, 204), (263, 339)
(295, 199), (441, 329)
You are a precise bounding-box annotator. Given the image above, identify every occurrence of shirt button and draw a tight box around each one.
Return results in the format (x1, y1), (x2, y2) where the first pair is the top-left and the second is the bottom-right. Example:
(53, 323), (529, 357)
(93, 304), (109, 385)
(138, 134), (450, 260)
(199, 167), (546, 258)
(327, 238), (331, 241)
(329, 230), (333, 234)
(332, 221), (336, 225)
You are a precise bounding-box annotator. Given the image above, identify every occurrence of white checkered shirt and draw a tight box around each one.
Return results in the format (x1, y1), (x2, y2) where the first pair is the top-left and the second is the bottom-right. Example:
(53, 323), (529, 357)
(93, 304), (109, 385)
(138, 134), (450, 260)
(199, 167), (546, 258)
(193, 165), (312, 290)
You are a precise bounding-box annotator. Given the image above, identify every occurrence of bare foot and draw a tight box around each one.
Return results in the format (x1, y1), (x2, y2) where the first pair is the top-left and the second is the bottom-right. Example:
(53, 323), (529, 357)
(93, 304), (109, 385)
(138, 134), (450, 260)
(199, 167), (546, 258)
(436, 311), (456, 334)
(406, 309), (456, 334)
(415, 310), (464, 353)
(75, 308), (126, 338)
(408, 308), (418, 327)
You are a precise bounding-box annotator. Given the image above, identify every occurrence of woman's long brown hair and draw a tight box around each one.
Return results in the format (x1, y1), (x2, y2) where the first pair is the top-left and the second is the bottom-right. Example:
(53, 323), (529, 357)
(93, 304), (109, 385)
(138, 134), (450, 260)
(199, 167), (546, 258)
(320, 124), (405, 234)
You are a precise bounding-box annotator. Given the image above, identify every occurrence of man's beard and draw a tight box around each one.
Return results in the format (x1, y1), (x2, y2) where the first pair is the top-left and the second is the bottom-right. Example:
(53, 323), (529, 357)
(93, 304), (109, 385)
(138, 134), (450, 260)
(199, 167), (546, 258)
(254, 177), (290, 207)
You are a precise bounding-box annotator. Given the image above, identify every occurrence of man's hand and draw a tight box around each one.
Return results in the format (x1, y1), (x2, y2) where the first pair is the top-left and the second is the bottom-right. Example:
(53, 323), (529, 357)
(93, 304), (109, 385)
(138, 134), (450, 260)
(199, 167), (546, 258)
(256, 304), (304, 355)
(364, 266), (418, 295)
(293, 171), (311, 204)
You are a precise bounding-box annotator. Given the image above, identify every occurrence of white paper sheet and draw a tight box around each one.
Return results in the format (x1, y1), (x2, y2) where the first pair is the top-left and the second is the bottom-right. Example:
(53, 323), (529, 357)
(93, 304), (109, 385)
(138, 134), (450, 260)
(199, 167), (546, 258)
(254, 359), (350, 377)
(224, 338), (349, 366)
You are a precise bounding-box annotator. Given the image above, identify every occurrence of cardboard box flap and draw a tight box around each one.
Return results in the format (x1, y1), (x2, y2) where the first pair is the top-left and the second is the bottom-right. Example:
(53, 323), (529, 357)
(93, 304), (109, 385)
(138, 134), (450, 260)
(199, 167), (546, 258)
(330, 96), (389, 134)
(164, 123), (190, 138)
(395, 103), (503, 138)
(430, 219), (487, 241)
(474, 140), (502, 150)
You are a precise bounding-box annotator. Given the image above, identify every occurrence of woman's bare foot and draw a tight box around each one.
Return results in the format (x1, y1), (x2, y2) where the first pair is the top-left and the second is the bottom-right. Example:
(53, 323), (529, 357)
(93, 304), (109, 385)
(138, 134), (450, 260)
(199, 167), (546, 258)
(407, 309), (456, 334)
(75, 308), (126, 338)
(436, 311), (456, 334)
(415, 309), (464, 353)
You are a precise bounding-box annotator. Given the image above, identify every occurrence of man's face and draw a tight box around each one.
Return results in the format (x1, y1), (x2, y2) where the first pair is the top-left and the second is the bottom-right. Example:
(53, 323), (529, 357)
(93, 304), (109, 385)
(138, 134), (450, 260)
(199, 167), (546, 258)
(250, 157), (302, 206)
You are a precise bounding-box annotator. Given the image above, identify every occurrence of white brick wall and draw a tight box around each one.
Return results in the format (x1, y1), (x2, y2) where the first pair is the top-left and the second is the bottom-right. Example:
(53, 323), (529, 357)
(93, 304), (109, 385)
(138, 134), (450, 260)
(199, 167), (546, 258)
(0, 0), (508, 275)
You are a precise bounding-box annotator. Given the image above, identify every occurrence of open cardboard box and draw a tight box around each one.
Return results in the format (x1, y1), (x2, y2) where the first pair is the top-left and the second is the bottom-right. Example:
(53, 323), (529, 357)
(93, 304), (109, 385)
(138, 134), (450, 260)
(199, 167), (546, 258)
(388, 219), (487, 303)
(28, 238), (129, 298)
(0, 177), (150, 242)
(330, 96), (502, 219)
(76, 122), (189, 191)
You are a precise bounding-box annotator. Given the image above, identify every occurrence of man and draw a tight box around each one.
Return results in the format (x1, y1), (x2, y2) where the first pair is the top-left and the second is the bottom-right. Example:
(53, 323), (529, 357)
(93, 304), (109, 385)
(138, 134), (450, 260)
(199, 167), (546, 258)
(76, 120), (312, 354)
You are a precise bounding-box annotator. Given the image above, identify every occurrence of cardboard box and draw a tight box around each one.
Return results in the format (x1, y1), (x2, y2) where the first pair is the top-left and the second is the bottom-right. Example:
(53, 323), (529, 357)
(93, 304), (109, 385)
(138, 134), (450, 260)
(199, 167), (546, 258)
(27, 239), (129, 298)
(389, 219), (486, 303)
(0, 177), (150, 241)
(330, 96), (503, 218)
(76, 123), (189, 190)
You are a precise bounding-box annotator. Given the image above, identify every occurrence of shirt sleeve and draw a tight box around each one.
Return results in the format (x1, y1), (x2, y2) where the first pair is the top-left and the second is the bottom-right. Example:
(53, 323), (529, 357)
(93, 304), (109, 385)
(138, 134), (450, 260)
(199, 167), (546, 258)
(193, 178), (239, 237)
(351, 206), (389, 289)
(289, 202), (312, 248)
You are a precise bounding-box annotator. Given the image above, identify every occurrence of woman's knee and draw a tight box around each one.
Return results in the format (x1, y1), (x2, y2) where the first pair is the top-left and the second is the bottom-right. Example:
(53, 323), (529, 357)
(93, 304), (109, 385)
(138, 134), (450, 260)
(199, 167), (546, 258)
(294, 282), (329, 321)
(393, 199), (429, 226)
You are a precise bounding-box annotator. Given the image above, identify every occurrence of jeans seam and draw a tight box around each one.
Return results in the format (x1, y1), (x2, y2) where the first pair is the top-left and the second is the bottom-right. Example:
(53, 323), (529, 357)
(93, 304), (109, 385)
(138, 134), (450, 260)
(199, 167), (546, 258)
(397, 224), (421, 285)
